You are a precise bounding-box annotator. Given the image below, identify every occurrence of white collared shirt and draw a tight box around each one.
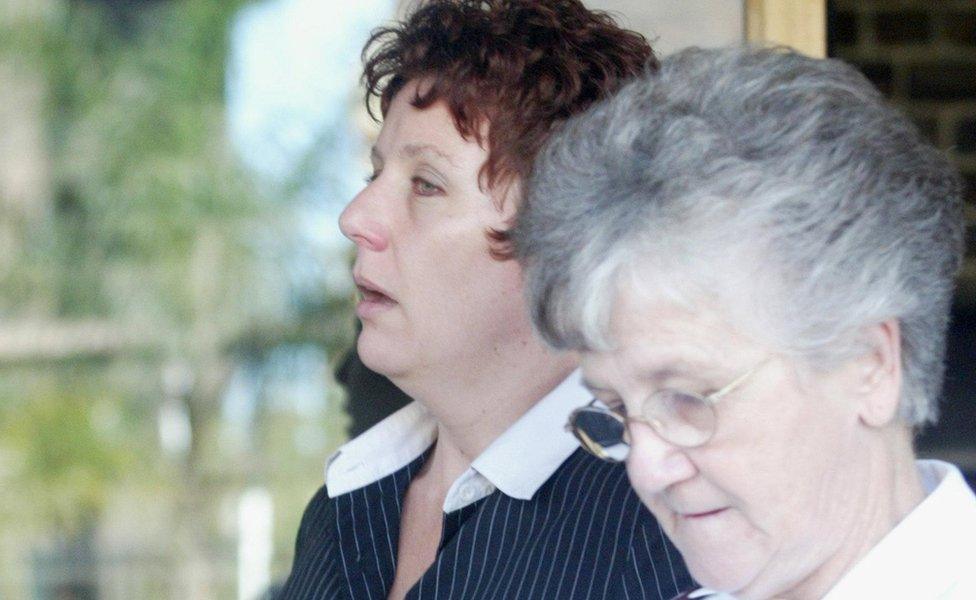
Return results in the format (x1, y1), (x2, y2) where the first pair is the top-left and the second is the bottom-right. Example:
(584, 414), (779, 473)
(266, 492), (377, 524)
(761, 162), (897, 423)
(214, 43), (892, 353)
(325, 370), (589, 512)
(822, 459), (976, 599)
(690, 460), (976, 600)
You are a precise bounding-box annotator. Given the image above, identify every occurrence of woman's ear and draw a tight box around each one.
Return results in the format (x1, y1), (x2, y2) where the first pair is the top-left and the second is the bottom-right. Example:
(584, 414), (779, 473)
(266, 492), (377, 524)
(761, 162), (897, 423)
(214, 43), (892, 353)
(853, 319), (903, 428)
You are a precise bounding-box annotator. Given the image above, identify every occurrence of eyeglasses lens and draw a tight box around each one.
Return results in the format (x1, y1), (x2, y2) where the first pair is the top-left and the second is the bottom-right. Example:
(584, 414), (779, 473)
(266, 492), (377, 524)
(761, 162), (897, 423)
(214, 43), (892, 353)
(571, 408), (630, 462)
(646, 390), (715, 447)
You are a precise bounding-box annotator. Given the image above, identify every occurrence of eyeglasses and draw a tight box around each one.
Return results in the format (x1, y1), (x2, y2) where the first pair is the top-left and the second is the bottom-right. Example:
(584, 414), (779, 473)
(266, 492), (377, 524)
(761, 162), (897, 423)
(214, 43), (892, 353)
(567, 359), (769, 462)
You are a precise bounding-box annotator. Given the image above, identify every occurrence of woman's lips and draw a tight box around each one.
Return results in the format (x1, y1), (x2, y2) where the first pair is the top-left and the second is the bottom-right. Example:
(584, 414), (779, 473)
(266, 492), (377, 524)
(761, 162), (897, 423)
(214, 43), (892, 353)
(355, 284), (397, 319)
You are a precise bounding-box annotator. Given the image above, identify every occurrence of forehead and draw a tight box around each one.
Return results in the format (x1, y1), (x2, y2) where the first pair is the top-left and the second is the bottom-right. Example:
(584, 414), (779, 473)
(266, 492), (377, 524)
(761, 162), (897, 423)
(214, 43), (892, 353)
(583, 290), (756, 388)
(374, 84), (488, 171)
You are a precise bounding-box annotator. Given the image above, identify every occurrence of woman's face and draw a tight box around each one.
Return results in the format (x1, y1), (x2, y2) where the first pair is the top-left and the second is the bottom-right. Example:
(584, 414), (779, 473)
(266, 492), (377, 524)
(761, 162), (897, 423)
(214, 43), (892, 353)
(581, 291), (871, 598)
(339, 81), (527, 386)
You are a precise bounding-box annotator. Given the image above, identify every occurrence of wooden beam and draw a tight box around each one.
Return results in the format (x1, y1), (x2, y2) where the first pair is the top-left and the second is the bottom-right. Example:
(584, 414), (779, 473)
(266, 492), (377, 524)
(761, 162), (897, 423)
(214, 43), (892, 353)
(745, 0), (826, 58)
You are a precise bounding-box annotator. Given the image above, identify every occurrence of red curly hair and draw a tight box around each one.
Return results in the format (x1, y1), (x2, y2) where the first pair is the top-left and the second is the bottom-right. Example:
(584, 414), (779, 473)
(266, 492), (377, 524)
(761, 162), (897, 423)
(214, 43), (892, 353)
(362, 0), (655, 257)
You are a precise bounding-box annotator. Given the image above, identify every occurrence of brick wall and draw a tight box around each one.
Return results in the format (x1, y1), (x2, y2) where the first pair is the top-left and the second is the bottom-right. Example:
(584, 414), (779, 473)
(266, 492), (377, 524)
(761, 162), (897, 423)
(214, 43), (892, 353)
(828, 0), (976, 301)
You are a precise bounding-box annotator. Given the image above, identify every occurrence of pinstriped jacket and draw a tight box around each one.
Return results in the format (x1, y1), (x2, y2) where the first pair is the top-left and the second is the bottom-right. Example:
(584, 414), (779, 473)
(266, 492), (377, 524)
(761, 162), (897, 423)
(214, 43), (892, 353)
(279, 374), (693, 599)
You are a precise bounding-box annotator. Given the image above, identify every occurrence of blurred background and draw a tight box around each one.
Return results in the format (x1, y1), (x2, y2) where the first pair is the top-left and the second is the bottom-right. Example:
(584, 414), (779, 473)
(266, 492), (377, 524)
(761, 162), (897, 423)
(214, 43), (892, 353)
(0, 0), (389, 597)
(0, 1), (972, 599)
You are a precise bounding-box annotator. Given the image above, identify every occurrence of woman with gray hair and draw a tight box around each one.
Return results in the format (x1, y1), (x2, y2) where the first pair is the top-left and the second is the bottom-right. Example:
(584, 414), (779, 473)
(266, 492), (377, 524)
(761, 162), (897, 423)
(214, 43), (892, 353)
(515, 46), (976, 599)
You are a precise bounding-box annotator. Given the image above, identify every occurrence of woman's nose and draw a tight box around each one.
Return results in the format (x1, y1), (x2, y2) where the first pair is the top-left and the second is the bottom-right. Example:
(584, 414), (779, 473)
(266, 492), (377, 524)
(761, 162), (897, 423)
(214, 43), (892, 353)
(625, 420), (697, 493)
(338, 186), (389, 252)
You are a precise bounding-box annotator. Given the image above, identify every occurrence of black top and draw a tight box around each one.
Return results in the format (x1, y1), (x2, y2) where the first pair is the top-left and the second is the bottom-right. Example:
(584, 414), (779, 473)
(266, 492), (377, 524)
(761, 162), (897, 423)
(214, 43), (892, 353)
(279, 448), (693, 599)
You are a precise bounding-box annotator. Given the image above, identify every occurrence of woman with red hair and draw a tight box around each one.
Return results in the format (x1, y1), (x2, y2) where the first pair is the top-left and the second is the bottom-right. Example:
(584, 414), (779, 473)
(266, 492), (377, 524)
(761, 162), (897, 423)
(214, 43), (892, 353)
(279, 2), (692, 599)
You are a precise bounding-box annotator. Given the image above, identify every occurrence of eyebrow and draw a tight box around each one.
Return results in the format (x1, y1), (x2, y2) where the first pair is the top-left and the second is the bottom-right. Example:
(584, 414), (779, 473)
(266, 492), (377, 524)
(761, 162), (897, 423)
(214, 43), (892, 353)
(370, 143), (458, 167)
(581, 366), (697, 395)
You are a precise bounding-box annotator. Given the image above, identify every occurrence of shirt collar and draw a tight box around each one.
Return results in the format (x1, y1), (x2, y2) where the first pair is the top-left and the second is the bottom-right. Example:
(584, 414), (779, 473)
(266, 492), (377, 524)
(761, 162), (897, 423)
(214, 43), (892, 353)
(469, 369), (588, 500)
(683, 591), (734, 600)
(325, 400), (436, 498)
(325, 370), (588, 506)
(821, 459), (976, 600)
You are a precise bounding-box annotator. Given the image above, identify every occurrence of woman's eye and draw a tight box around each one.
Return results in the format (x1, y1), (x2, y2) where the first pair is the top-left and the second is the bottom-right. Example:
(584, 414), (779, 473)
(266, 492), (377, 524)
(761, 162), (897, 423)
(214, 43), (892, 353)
(411, 177), (442, 196)
(364, 171), (380, 184)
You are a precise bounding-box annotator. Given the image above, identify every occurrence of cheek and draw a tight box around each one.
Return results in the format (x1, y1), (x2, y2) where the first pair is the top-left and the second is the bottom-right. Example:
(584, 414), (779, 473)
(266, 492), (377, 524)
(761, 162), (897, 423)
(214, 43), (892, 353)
(709, 434), (805, 527)
(399, 233), (527, 339)
(706, 399), (853, 554)
(401, 218), (493, 283)
(417, 252), (521, 313)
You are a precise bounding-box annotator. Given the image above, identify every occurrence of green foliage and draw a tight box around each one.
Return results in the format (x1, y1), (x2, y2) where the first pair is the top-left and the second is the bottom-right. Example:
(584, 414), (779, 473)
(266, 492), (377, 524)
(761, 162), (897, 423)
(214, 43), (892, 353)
(0, 1), (354, 591)
(0, 377), (132, 529)
(33, 0), (265, 322)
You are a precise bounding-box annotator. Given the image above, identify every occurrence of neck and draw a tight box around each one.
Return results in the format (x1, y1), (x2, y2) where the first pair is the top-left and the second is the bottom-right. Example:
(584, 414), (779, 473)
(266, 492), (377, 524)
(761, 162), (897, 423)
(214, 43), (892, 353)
(395, 335), (577, 494)
(781, 426), (923, 600)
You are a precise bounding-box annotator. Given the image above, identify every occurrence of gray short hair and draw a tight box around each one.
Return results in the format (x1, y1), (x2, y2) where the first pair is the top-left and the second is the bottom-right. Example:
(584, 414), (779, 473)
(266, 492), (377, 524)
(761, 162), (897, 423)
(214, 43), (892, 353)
(514, 46), (964, 425)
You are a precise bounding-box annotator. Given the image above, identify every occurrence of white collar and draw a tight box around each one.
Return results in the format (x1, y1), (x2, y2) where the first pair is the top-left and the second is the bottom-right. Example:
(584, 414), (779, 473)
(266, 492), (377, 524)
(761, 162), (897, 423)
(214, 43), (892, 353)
(822, 459), (976, 599)
(324, 400), (436, 498)
(325, 370), (588, 512)
(685, 591), (734, 600)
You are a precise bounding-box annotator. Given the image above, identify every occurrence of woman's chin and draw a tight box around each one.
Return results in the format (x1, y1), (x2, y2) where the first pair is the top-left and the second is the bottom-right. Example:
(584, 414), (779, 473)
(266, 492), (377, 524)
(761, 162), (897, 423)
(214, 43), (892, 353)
(356, 334), (409, 381)
(684, 554), (762, 598)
